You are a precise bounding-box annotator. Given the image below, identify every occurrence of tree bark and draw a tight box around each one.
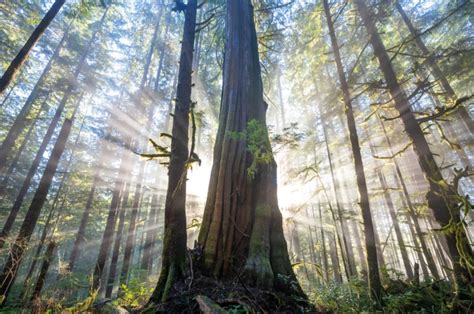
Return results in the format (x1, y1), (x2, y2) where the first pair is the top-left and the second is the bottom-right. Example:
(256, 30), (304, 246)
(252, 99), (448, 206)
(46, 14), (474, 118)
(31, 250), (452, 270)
(394, 0), (473, 135)
(148, 0), (197, 303)
(105, 179), (131, 298)
(68, 121), (115, 272)
(20, 116), (84, 299)
(0, 7), (108, 247)
(120, 6), (164, 283)
(30, 241), (56, 302)
(92, 143), (131, 291)
(196, 0), (302, 295)
(0, 0), (66, 95)
(0, 118), (73, 306)
(321, 118), (356, 278)
(0, 93), (83, 249)
(354, 0), (473, 292)
(378, 114), (440, 279)
(318, 204), (329, 282)
(0, 95), (50, 197)
(0, 19), (71, 174)
(323, 0), (382, 301)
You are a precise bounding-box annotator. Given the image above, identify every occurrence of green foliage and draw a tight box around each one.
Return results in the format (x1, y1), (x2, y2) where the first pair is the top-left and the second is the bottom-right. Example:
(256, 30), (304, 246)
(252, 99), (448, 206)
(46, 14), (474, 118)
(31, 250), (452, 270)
(64, 290), (98, 312)
(227, 304), (252, 314)
(306, 276), (460, 313)
(271, 122), (305, 152)
(115, 279), (153, 308)
(228, 119), (273, 179)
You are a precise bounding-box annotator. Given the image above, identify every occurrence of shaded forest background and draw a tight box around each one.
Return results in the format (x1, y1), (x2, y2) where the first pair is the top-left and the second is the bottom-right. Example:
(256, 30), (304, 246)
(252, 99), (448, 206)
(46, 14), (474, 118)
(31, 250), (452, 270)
(0, 0), (472, 312)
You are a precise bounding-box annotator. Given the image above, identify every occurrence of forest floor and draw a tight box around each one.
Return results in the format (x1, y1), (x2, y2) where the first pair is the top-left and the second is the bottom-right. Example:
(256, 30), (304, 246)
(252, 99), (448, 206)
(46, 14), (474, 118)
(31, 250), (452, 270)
(90, 272), (472, 313)
(4, 264), (471, 312)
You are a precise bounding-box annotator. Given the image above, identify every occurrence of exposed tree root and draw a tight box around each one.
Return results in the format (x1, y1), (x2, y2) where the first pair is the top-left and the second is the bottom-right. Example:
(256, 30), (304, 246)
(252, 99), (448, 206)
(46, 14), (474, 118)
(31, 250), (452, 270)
(138, 275), (316, 313)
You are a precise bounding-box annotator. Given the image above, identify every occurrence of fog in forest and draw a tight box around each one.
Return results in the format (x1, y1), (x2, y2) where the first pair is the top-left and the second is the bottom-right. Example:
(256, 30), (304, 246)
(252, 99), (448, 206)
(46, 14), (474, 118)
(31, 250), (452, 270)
(0, 0), (472, 312)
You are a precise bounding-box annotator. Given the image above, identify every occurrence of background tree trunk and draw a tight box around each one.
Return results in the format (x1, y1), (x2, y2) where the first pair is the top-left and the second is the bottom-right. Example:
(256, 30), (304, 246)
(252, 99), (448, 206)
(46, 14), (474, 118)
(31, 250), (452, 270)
(0, 6), (108, 246)
(323, 0), (382, 301)
(30, 241), (56, 302)
(0, 21), (70, 174)
(354, 0), (473, 292)
(0, 0), (66, 95)
(394, 1), (473, 135)
(0, 117), (73, 306)
(92, 144), (131, 291)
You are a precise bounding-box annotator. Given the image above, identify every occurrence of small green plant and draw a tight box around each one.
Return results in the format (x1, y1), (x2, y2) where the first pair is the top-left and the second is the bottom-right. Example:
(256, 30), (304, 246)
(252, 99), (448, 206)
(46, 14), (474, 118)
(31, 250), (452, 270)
(228, 119), (273, 179)
(226, 303), (252, 314)
(115, 279), (153, 308)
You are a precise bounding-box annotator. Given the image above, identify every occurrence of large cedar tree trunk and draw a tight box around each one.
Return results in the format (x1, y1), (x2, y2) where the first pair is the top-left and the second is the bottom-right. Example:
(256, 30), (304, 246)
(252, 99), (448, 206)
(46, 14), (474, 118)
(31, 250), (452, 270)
(197, 0), (301, 294)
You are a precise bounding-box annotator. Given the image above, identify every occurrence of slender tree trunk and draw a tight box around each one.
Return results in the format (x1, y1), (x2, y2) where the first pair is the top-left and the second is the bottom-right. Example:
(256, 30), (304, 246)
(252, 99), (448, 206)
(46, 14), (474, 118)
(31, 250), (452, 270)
(306, 207), (317, 266)
(426, 217), (453, 279)
(148, 0), (197, 303)
(30, 241), (56, 302)
(153, 14), (171, 92)
(321, 119), (356, 278)
(329, 231), (342, 283)
(0, 0), (66, 95)
(351, 219), (368, 275)
(403, 197), (429, 277)
(105, 180), (131, 298)
(141, 193), (159, 272)
(318, 204), (329, 282)
(120, 6), (164, 282)
(289, 219), (302, 262)
(323, 0), (382, 301)
(20, 116), (84, 299)
(0, 117), (73, 306)
(92, 144), (131, 291)
(0, 81), (18, 108)
(150, 196), (164, 276)
(68, 175), (97, 271)
(68, 122), (115, 272)
(363, 124), (414, 278)
(276, 66), (286, 130)
(0, 93), (83, 249)
(354, 0), (473, 293)
(0, 20), (71, 174)
(141, 7), (163, 89)
(0, 95), (50, 197)
(378, 115), (440, 279)
(394, 1), (473, 135)
(379, 171), (413, 278)
(0, 7), (108, 247)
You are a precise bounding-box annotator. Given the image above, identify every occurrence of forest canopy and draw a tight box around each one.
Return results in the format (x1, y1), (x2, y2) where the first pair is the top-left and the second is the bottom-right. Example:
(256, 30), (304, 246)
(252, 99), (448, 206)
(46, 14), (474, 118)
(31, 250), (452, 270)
(0, 0), (472, 312)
